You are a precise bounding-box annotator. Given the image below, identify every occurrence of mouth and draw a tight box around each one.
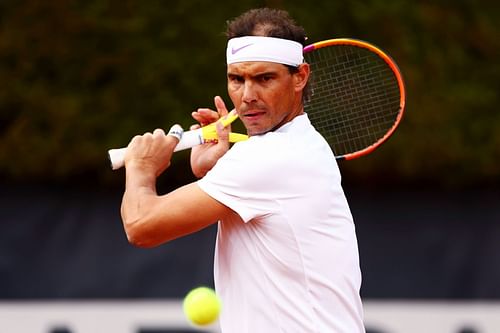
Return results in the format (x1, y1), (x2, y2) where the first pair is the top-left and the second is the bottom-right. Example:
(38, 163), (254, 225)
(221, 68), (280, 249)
(241, 109), (266, 120)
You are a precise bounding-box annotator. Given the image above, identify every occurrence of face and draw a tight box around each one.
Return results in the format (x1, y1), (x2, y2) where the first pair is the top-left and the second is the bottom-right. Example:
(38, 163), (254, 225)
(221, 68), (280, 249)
(227, 61), (309, 136)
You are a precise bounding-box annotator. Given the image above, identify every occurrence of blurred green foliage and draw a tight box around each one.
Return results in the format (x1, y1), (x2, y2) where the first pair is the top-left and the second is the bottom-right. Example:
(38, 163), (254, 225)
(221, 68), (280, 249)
(0, 0), (498, 188)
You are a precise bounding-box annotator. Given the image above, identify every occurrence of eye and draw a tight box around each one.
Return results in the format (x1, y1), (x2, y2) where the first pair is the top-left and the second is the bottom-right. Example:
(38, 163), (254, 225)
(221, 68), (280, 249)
(260, 75), (272, 82)
(258, 74), (275, 83)
(228, 74), (244, 84)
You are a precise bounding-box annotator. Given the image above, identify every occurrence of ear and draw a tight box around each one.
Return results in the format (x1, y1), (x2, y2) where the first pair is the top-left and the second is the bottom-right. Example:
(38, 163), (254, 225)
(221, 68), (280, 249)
(293, 63), (310, 92)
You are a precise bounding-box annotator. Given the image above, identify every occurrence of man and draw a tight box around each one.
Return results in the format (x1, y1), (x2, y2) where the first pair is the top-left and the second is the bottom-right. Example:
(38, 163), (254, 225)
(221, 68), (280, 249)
(121, 8), (365, 332)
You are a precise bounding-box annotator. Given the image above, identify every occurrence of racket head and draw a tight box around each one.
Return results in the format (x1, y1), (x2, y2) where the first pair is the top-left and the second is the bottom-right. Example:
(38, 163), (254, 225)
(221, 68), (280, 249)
(303, 38), (406, 160)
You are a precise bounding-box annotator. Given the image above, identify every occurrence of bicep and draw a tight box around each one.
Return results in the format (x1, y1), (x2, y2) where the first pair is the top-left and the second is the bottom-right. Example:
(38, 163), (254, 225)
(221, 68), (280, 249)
(124, 183), (232, 247)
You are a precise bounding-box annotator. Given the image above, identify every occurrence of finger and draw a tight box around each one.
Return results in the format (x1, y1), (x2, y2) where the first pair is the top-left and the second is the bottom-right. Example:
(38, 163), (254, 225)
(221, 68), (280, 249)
(153, 128), (166, 138)
(128, 134), (143, 147)
(193, 109), (219, 126)
(141, 132), (153, 144)
(214, 96), (228, 118)
(190, 124), (201, 131)
(191, 111), (209, 126)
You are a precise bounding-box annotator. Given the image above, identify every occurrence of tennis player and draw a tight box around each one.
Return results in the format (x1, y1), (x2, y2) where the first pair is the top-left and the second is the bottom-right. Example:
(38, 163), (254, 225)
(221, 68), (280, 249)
(121, 8), (364, 332)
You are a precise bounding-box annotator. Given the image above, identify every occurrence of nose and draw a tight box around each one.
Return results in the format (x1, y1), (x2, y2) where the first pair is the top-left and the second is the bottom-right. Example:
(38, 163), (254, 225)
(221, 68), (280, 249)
(242, 81), (257, 104)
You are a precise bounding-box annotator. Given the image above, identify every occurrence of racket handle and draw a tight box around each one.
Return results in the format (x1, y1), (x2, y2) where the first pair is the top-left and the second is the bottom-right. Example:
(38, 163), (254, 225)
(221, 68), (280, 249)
(108, 148), (127, 170)
(108, 128), (203, 170)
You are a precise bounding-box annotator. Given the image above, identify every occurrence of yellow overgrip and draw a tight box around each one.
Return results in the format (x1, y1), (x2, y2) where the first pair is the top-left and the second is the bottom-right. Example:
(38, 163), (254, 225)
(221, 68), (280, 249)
(201, 109), (249, 143)
(228, 133), (248, 142)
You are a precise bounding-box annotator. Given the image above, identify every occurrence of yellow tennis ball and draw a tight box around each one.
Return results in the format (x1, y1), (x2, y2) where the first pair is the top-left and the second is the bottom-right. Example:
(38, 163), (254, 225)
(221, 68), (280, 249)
(183, 286), (221, 326)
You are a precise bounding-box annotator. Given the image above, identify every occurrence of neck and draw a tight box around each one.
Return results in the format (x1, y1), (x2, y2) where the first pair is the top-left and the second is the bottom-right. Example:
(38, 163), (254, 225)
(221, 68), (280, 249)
(271, 103), (304, 132)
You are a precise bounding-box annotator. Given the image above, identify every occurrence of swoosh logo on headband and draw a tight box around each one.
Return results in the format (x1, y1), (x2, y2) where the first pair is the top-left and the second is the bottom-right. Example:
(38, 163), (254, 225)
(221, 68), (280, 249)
(231, 43), (253, 55)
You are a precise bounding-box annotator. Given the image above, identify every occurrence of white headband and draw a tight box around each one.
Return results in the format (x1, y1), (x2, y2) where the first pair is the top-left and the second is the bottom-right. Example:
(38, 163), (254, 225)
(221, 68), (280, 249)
(226, 36), (303, 67)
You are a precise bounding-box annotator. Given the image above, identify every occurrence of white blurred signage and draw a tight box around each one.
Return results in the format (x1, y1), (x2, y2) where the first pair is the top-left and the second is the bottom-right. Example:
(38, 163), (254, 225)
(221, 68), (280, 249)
(0, 300), (499, 333)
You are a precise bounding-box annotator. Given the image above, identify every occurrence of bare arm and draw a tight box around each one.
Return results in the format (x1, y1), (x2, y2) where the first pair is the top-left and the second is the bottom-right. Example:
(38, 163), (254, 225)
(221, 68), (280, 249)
(120, 127), (232, 248)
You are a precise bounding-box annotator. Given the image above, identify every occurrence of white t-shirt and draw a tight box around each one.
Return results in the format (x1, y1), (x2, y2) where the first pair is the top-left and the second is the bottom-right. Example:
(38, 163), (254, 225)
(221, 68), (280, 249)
(197, 114), (364, 333)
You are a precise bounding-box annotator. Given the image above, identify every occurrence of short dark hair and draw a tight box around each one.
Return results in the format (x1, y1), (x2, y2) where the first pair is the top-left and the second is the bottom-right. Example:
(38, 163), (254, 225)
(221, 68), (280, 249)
(226, 8), (307, 46)
(225, 8), (311, 102)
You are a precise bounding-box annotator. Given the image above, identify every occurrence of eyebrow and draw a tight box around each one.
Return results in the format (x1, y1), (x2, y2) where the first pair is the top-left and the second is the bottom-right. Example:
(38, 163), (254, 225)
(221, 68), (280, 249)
(227, 70), (278, 79)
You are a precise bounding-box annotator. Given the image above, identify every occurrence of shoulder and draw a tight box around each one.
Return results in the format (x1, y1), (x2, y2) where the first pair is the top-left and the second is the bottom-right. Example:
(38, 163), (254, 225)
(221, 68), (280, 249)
(202, 115), (337, 184)
(226, 132), (297, 171)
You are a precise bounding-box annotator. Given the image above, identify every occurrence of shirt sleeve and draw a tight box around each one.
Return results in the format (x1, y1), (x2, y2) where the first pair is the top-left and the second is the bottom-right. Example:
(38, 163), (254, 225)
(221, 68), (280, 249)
(197, 134), (291, 223)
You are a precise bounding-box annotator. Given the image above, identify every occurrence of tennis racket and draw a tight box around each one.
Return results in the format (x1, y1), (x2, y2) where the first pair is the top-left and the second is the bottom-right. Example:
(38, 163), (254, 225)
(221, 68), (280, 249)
(108, 38), (405, 169)
(303, 38), (405, 160)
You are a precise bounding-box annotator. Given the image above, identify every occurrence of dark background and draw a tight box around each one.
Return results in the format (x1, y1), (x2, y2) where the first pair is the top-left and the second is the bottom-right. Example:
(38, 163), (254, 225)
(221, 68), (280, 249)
(0, 0), (499, 300)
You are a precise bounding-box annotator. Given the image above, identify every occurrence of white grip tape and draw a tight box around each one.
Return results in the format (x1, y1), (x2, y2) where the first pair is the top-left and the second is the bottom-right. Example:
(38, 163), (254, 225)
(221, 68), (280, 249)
(108, 126), (203, 170)
(168, 124), (183, 141)
(108, 147), (127, 170)
(173, 128), (203, 152)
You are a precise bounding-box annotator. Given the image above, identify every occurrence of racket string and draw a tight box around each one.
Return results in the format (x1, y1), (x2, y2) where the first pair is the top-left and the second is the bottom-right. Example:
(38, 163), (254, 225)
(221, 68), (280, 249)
(304, 45), (401, 157)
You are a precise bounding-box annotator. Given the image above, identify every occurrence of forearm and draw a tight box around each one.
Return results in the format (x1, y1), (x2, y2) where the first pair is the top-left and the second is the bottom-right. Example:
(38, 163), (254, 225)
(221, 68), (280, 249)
(121, 163), (160, 244)
(118, 124), (229, 247)
(191, 154), (218, 178)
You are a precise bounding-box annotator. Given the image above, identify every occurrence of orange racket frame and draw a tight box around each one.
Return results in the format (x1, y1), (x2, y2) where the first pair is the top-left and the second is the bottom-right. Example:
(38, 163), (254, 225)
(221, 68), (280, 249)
(304, 38), (406, 160)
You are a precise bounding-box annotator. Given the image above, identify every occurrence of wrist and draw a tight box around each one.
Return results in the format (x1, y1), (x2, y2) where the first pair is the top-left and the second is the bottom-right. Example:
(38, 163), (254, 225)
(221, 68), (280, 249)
(125, 161), (158, 190)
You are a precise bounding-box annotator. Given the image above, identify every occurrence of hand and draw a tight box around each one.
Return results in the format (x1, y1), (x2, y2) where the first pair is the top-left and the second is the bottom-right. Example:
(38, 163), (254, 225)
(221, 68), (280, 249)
(190, 96), (231, 178)
(124, 127), (180, 177)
